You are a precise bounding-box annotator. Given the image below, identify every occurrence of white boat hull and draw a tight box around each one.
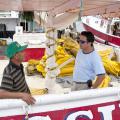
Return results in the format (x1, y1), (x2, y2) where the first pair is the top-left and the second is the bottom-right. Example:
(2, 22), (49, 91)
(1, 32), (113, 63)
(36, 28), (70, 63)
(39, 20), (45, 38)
(0, 87), (120, 120)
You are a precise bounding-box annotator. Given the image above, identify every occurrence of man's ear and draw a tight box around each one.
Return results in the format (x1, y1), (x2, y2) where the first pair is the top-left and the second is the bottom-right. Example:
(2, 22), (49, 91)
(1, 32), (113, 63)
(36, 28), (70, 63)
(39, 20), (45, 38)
(91, 43), (93, 46)
(14, 53), (18, 59)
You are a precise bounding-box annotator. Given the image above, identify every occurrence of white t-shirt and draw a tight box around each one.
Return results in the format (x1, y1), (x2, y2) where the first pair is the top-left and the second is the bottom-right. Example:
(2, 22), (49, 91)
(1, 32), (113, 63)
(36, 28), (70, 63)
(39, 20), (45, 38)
(73, 49), (105, 82)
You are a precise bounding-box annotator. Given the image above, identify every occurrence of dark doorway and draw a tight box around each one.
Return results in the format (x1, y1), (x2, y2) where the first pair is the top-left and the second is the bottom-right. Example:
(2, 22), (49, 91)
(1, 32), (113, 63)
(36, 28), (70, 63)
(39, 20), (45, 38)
(20, 22), (28, 31)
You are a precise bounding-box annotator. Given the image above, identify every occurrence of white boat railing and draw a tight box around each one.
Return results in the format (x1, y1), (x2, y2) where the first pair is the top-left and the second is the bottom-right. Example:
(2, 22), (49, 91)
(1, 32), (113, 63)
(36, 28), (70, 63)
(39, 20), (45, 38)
(0, 87), (120, 117)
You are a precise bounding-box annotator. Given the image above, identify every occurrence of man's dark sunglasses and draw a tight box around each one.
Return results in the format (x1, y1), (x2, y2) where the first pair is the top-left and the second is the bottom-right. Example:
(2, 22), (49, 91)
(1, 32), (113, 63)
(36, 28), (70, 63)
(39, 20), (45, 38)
(77, 39), (88, 44)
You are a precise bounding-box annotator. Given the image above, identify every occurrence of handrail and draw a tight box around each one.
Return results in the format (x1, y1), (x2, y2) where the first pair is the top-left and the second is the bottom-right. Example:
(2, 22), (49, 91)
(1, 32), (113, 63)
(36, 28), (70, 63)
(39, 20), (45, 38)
(0, 87), (120, 110)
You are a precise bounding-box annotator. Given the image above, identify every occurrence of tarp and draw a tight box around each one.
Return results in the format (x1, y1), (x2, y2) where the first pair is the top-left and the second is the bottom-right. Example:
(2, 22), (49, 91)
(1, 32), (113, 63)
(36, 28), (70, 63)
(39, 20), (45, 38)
(0, 0), (119, 28)
(0, 0), (120, 17)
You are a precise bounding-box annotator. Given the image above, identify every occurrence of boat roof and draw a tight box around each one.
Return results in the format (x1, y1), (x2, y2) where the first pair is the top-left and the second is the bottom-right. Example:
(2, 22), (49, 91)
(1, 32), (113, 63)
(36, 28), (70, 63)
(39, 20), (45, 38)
(0, 0), (119, 17)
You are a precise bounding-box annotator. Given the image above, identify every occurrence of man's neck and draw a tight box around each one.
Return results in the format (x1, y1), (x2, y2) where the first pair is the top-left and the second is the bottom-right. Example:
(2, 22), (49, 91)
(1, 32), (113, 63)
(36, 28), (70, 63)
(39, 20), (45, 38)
(82, 46), (94, 54)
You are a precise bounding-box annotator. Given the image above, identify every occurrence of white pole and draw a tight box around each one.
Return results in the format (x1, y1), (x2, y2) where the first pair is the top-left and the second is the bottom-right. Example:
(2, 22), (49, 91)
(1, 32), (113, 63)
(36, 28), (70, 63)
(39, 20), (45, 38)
(45, 13), (60, 93)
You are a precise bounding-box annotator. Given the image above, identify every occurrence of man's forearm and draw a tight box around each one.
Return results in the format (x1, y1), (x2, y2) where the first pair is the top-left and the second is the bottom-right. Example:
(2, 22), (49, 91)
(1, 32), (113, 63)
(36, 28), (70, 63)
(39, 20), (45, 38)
(0, 90), (22, 99)
(92, 75), (105, 88)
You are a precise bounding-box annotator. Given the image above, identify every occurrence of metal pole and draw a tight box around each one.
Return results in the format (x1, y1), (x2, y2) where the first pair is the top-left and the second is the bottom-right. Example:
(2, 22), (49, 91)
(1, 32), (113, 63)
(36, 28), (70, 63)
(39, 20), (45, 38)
(78, 0), (83, 21)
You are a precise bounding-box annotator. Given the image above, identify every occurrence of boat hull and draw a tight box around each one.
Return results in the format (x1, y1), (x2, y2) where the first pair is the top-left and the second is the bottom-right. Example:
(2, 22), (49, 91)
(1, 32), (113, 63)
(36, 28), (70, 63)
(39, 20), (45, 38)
(83, 23), (120, 47)
(0, 88), (120, 120)
(0, 100), (120, 120)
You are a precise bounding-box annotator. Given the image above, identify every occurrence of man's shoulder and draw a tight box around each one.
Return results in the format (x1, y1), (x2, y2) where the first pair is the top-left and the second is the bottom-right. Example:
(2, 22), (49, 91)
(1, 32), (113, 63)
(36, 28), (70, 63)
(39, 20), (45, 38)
(91, 50), (99, 56)
(3, 63), (14, 74)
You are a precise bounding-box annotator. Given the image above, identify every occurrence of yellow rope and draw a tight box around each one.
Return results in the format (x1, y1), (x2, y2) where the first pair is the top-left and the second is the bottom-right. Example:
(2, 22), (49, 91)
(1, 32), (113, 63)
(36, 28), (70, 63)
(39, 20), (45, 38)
(47, 66), (58, 71)
(46, 43), (56, 47)
(46, 28), (55, 41)
(46, 54), (54, 59)
(45, 27), (57, 72)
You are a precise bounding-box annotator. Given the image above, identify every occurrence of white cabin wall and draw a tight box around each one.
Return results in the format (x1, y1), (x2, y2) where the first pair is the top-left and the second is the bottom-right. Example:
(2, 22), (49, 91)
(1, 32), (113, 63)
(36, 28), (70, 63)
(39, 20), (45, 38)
(0, 18), (18, 31)
(82, 16), (109, 33)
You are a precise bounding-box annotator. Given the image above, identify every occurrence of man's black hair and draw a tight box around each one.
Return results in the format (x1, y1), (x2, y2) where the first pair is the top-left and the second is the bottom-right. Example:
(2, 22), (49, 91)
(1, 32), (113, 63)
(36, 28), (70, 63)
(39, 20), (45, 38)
(81, 31), (95, 43)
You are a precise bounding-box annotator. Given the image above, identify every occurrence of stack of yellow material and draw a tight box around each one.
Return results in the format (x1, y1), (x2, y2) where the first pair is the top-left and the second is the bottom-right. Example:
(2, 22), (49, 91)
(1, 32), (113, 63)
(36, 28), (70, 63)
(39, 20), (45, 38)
(98, 48), (113, 58)
(28, 59), (40, 65)
(27, 59), (40, 75)
(102, 59), (120, 76)
(35, 55), (46, 77)
(98, 48), (120, 76)
(36, 45), (75, 77)
(63, 36), (79, 51)
(30, 88), (48, 95)
(57, 54), (74, 76)
(63, 36), (79, 57)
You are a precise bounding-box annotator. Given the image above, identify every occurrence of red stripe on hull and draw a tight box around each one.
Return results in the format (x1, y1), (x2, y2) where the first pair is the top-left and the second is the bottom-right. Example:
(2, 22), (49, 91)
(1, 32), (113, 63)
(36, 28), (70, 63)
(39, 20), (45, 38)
(84, 23), (120, 46)
(0, 100), (120, 120)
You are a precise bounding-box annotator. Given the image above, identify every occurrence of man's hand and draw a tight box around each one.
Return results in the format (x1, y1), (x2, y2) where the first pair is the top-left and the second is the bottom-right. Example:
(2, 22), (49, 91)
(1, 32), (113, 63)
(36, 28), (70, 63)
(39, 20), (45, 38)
(65, 48), (77, 57)
(0, 90), (36, 105)
(19, 93), (36, 105)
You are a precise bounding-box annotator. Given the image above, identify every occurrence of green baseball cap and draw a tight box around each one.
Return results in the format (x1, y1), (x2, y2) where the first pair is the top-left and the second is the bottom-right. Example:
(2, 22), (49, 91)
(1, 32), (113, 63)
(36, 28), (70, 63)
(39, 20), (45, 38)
(5, 41), (28, 58)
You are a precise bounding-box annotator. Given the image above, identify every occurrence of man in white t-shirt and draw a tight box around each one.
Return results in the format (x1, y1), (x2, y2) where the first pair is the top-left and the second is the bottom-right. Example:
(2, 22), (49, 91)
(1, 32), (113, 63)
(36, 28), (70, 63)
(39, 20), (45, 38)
(72, 31), (105, 91)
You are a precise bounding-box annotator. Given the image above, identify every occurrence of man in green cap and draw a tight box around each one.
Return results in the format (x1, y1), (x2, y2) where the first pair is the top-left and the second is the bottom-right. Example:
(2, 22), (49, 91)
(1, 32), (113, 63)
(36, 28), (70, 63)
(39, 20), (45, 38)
(0, 41), (35, 105)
